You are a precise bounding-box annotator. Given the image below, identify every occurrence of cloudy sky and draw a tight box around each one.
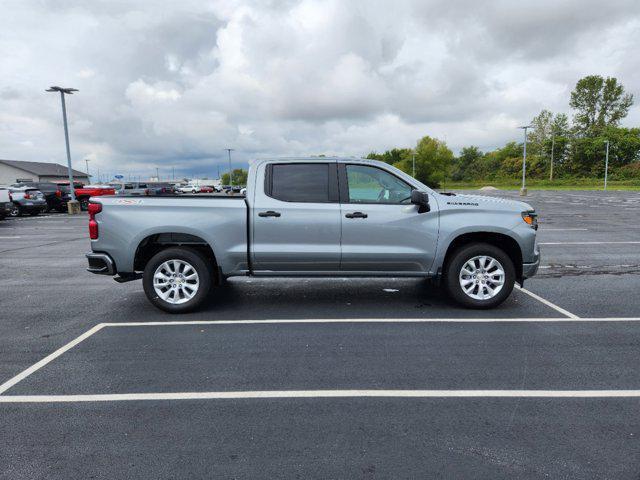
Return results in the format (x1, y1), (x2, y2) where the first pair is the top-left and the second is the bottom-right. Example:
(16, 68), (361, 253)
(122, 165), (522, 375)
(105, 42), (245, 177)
(1, 0), (639, 180)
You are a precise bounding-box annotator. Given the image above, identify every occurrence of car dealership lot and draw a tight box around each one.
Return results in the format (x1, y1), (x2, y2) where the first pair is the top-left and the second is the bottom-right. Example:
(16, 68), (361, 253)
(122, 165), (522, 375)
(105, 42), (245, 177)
(1, 190), (640, 479)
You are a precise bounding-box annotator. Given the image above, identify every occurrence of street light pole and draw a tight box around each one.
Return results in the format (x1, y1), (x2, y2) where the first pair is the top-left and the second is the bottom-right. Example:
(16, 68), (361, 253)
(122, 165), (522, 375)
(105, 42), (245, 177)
(47, 86), (79, 207)
(156, 167), (159, 181)
(225, 148), (234, 186)
(518, 125), (533, 196)
(84, 158), (90, 181)
(604, 140), (610, 190)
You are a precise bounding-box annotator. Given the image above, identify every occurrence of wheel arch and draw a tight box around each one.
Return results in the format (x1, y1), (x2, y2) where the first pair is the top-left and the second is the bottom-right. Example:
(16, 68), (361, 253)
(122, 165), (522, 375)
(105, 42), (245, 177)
(441, 231), (523, 283)
(133, 233), (222, 284)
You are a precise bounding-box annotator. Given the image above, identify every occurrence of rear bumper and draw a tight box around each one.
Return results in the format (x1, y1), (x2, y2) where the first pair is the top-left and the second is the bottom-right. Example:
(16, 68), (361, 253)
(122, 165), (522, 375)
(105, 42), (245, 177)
(86, 252), (116, 275)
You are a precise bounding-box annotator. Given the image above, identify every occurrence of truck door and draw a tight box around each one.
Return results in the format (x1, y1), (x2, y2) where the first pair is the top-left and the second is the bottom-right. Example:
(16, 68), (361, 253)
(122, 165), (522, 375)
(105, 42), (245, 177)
(252, 162), (341, 272)
(338, 163), (439, 273)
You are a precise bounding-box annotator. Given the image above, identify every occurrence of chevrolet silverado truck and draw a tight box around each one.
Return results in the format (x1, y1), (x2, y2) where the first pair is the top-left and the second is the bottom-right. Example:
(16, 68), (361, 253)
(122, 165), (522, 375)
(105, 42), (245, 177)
(86, 158), (540, 313)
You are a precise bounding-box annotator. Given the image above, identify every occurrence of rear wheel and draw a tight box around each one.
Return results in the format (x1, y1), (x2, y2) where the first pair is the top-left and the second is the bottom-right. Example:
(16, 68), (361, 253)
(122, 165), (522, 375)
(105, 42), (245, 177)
(444, 243), (515, 309)
(143, 247), (212, 313)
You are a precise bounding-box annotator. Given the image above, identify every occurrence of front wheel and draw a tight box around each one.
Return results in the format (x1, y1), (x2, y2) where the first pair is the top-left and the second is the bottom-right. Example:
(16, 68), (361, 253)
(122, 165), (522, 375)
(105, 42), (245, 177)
(143, 247), (212, 313)
(444, 243), (515, 309)
(8, 204), (21, 217)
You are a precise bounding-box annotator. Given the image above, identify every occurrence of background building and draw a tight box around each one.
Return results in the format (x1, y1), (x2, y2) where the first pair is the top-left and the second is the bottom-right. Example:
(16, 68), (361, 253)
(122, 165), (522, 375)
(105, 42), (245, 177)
(0, 159), (89, 184)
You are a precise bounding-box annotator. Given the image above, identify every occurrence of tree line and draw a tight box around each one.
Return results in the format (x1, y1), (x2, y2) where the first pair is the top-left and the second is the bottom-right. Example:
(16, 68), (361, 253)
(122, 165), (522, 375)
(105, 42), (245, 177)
(367, 75), (639, 187)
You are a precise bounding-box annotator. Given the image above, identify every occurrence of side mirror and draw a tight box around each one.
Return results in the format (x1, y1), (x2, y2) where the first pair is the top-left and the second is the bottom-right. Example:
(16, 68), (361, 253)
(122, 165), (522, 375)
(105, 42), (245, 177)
(411, 190), (430, 213)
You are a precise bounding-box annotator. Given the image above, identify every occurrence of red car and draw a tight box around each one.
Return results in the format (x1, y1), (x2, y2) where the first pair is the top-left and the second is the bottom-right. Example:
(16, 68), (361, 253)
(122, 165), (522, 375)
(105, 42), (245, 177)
(58, 183), (116, 210)
(199, 186), (214, 193)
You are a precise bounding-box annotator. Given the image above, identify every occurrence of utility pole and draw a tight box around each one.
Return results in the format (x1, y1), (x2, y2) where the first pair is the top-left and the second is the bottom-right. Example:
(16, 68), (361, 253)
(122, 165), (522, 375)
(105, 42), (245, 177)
(518, 125), (533, 196)
(225, 148), (234, 186)
(604, 140), (610, 190)
(46, 86), (79, 211)
(172, 166), (175, 180)
(549, 136), (555, 181)
(84, 158), (91, 181)
(156, 167), (159, 181)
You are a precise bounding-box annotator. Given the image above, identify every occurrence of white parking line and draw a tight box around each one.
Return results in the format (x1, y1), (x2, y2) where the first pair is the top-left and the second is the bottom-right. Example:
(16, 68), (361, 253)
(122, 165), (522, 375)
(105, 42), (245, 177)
(3, 389), (640, 403)
(0, 323), (105, 395)
(0, 236), (21, 239)
(540, 228), (589, 231)
(514, 286), (580, 319)
(539, 241), (640, 245)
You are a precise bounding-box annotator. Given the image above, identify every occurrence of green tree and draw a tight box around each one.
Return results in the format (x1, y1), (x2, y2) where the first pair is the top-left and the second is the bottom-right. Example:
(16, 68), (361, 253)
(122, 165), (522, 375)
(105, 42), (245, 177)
(366, 148), (413, 166)
(393, 136), (453, 188)
(451, 146), (483, 181)
(570, 75), (634, 135)
(221, 168), (248, 186)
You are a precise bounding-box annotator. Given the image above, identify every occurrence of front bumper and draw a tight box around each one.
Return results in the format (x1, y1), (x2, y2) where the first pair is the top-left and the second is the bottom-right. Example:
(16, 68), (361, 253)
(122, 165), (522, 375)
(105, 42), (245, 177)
(522, 243), (541, 279)
(86, 252), (116, 275)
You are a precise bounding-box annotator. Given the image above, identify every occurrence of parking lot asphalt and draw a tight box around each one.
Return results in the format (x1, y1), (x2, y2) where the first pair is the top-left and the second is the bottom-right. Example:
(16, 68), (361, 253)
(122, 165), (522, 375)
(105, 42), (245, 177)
(1, 189), (640, 479)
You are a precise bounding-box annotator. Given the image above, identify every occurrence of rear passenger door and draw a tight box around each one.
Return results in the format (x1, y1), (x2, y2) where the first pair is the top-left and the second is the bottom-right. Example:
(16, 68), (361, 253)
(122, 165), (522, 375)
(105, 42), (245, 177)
(252, 162), (341, 272)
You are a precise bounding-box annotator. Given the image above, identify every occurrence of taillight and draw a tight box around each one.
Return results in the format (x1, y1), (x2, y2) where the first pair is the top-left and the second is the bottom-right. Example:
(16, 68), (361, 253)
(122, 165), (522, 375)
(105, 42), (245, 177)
(88, 202), (102, 239)
(8, 192), (12, 201)
(23, 192), (31, 199)
(145, 189), (150, 195)
(55, 190), (62, 198)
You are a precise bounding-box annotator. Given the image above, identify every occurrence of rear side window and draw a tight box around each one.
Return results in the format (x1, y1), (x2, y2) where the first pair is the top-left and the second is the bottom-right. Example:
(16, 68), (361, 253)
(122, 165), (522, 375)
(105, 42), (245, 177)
(268, 163), (332, 203)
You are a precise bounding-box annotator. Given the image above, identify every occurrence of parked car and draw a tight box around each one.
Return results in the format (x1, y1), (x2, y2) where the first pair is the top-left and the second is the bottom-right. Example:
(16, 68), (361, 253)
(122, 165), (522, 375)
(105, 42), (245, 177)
(86, 157), (540, 313)
(73, 184), (116, 210)
(177, 184), (199, 194)
(11, 182), (70, 212)
(0, 187), (12, 219)
(199, 186), (214, 193)
(115, 182), (176, 196)
(149, 183), (177, 195)
(8, 186), (47, 216)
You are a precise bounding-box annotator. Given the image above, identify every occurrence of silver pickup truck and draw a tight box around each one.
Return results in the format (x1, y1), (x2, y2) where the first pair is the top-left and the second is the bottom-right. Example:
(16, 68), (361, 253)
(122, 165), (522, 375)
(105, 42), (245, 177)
(86, 157), (539, 313)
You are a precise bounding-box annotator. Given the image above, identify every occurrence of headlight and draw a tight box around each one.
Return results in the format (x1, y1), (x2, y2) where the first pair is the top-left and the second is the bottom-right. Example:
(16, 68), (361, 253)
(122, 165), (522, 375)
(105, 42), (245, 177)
(522, 211), (538, 230)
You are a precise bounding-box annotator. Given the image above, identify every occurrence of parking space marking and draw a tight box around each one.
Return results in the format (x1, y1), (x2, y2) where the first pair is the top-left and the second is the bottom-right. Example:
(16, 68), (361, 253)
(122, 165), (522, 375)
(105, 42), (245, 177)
(540, 228), (589, 231)
(0, 323), (105, 395)
(2, 318), (640, 399)
(539, 241), (640, 245)
(4, 389), (640, 403)
(514, 286), (580, 319)
(0, 236), (21, 239)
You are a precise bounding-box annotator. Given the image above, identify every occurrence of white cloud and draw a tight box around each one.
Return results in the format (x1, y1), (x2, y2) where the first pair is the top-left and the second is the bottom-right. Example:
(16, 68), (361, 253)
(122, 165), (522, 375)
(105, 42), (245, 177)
(0, 0), (639, 179)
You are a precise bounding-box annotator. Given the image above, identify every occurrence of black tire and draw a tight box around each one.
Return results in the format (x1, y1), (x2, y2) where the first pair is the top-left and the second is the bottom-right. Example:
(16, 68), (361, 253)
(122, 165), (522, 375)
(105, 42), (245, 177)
(8, 204), (20, 217)
(143, 247), (212, 313)
(444, 243), (515, 309)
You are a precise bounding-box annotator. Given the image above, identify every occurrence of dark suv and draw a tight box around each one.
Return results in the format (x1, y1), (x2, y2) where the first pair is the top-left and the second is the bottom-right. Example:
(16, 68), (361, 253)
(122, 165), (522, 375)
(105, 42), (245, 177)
(11, 182), (70, 212)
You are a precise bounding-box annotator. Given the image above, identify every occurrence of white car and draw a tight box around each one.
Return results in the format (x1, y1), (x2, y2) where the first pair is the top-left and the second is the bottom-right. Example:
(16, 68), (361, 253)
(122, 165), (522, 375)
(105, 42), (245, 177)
(177, 185), (199, 194)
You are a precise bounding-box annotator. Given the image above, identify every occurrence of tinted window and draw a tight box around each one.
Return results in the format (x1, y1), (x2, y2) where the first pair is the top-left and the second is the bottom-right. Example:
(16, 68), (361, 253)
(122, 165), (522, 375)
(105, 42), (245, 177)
(346, 165), (412, 204)
(270, 164), (330, 203)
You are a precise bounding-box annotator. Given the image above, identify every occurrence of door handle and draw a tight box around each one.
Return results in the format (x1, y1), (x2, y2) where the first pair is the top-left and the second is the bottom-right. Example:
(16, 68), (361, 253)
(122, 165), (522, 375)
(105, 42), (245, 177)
(345, 211), (368, 219)
(258, 210), (281, 217)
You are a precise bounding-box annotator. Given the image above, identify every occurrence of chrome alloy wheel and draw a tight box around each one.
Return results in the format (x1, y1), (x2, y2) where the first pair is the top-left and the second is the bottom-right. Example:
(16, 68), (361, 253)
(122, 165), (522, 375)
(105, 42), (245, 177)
(458, 255), (505, 301)
(153, 259), (199, 304)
